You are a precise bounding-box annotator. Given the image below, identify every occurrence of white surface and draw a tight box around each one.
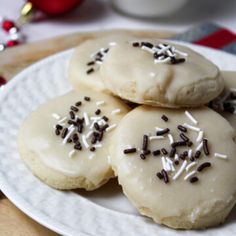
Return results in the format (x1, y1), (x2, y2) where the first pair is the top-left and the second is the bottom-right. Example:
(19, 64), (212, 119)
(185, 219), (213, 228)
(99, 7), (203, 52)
(0, 0), (236, 43)
(0, 43), (236, 235)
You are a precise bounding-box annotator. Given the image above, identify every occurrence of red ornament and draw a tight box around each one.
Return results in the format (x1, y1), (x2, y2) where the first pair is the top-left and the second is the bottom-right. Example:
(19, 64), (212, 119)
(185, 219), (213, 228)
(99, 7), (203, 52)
(28, 0), (84, 16)
(2, 20), (15, 32)
(6, 40), (19, 47)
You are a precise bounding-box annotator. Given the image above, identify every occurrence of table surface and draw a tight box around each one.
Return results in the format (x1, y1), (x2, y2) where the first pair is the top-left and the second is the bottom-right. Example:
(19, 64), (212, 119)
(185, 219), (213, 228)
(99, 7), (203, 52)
(0, 0), (236, 44)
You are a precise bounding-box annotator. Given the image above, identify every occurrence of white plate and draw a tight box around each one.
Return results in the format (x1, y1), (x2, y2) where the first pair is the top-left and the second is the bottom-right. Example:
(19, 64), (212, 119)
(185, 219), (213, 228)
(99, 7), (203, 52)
(1, 43), (236, 236)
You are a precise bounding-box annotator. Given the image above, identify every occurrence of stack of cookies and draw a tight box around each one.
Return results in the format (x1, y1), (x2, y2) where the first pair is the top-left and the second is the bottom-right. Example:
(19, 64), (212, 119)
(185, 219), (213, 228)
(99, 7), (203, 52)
(18, 35), (236, 230)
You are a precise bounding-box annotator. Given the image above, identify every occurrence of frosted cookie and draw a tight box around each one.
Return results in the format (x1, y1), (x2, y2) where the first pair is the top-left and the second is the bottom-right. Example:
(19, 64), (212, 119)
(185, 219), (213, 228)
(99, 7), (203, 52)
(100, 40), (224, 107)
(68, 35), (134, 92)
(209, 71), (236, 131)
(109, 106), (236, 229)
(18, 89), (129, 190)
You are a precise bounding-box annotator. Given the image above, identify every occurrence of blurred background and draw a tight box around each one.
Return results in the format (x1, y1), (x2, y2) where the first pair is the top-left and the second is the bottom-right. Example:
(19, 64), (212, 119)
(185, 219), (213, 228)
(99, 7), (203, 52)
(0, 0), (236, 43)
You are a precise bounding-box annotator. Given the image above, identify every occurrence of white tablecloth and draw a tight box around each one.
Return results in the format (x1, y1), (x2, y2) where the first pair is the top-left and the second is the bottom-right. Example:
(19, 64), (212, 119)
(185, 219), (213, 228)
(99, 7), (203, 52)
(0, 0), (236, 43)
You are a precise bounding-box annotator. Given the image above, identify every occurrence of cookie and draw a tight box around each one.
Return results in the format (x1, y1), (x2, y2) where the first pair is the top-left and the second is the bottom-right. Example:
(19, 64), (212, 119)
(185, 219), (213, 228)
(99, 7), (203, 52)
(210, 71), (236, 131)
(18, 89), (129, 190)
(100, 40), (224, 107)
(109, 105), (236, 229)
(68, 34), (134, 92)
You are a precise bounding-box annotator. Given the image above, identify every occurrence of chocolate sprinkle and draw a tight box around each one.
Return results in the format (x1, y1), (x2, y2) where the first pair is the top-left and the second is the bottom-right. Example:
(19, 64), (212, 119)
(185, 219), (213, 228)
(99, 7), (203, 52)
(142, 150), (151, 155)
(140, 154), (146, 160)
(61, 128), (68, 138)
(102, 116), (109, 122)
(55, 129), (60, 135)
(100, 124), (109, 132)
(161, 169), (169, 183)
(94, 122), (100, 131)
(71, 106), (79, 112)
(142, 135), (148, 151)
(84, 96), (91, 101)
(161, 148), (168, 155)
(152, 150), (161, 156)
(190, 176), (199, 183)
(74, 143), (82, 150)
(161, 115), (168, 122)
(87, 61), (95, 66)
(95, 109), (101, 115)
(90, 147), (96, 152)
(86, 68), (94, 74)
(169, 148), (176, 158)
(174, 160), (179, 165)
(69, 111), (75, 120)
(177, 125), (187, 133)
(194, 150), (201, 159)
(197, 162), (211, 172)
(132, 42), (140, 47)
(124, 148), (137, 154)
(171, 141), (187, 148)
(187, 141), (193, 147)
(56, 124), (63, 130)
(156, 128), (170, 136)
(141, 42), (153, 48)
(180, 133), (189, 142)
(156, 172), (163, 179)
(75, 101), (82, 106)
(203, 139), (210, 156)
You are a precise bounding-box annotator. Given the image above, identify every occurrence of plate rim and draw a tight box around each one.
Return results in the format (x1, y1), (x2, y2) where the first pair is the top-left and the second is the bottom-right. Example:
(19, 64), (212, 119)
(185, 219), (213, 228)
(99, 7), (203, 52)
(0, 42), (236, 236)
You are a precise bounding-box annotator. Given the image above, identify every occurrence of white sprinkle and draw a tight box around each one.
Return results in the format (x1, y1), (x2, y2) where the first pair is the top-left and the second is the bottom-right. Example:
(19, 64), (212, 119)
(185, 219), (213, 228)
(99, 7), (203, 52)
(183, 123), (200, 132)
(172, 160), (188, 180)
(111, 108), (121, 115)
(214, 153), (228, 159)
(52, 113), (60, 120)
(95, 60), (103, 65)
(185, 111), (198, 125)
(96, 101), (105, 106)
(164, 161), (171, 172)
(172, 48), (188, 57)
(141, 45), (154, 54)
(109, 42), (117, 46)
(166, 157), (173, 164)
(88, 154), (95, 160)
(230, 88), (236, 93)
(93, 143), (102, 148)
(174, 154), (179, 161)
(149, 136), (164, 140)
(161, 156), (167, 170)
(155, 127), (164, 131)
(168, 134), (174, 144)
(86, 130), (93, 139)
(90, 116), (102, 120)
(184, 171), (197, 180)
(196, 130), (204, 142)
(185, 162), (197, 172)
(106, 124), (117, 132)
(82, 135), (90, 149)
(62, 127), (75, 145)
(154, 57), (171, 64)
(97, 119), (106, 126)
(196, 141), (203, 151)
(83, 112), (90, 126)
(68, 150), (76, 158)
(166, 49), (174, 57)
(149, 72), (156, 77)
(188, 149), (192, 159)
(107, 155), (111, 164)
(58, 116), (67, 124)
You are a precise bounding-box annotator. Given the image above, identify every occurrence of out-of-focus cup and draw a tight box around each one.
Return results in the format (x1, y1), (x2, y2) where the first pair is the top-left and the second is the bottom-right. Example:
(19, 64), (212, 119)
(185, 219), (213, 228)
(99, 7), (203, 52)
(111, 0), (188, 18)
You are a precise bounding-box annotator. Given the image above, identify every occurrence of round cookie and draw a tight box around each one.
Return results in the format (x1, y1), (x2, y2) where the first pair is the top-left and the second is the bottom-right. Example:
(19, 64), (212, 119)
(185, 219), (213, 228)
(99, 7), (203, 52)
(68, 34), (134, 92)
(210, 71), (236, 131)
(100, 40), (224, 107)
(109, 105), (236, 229)
(18, 89), (129, 190)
